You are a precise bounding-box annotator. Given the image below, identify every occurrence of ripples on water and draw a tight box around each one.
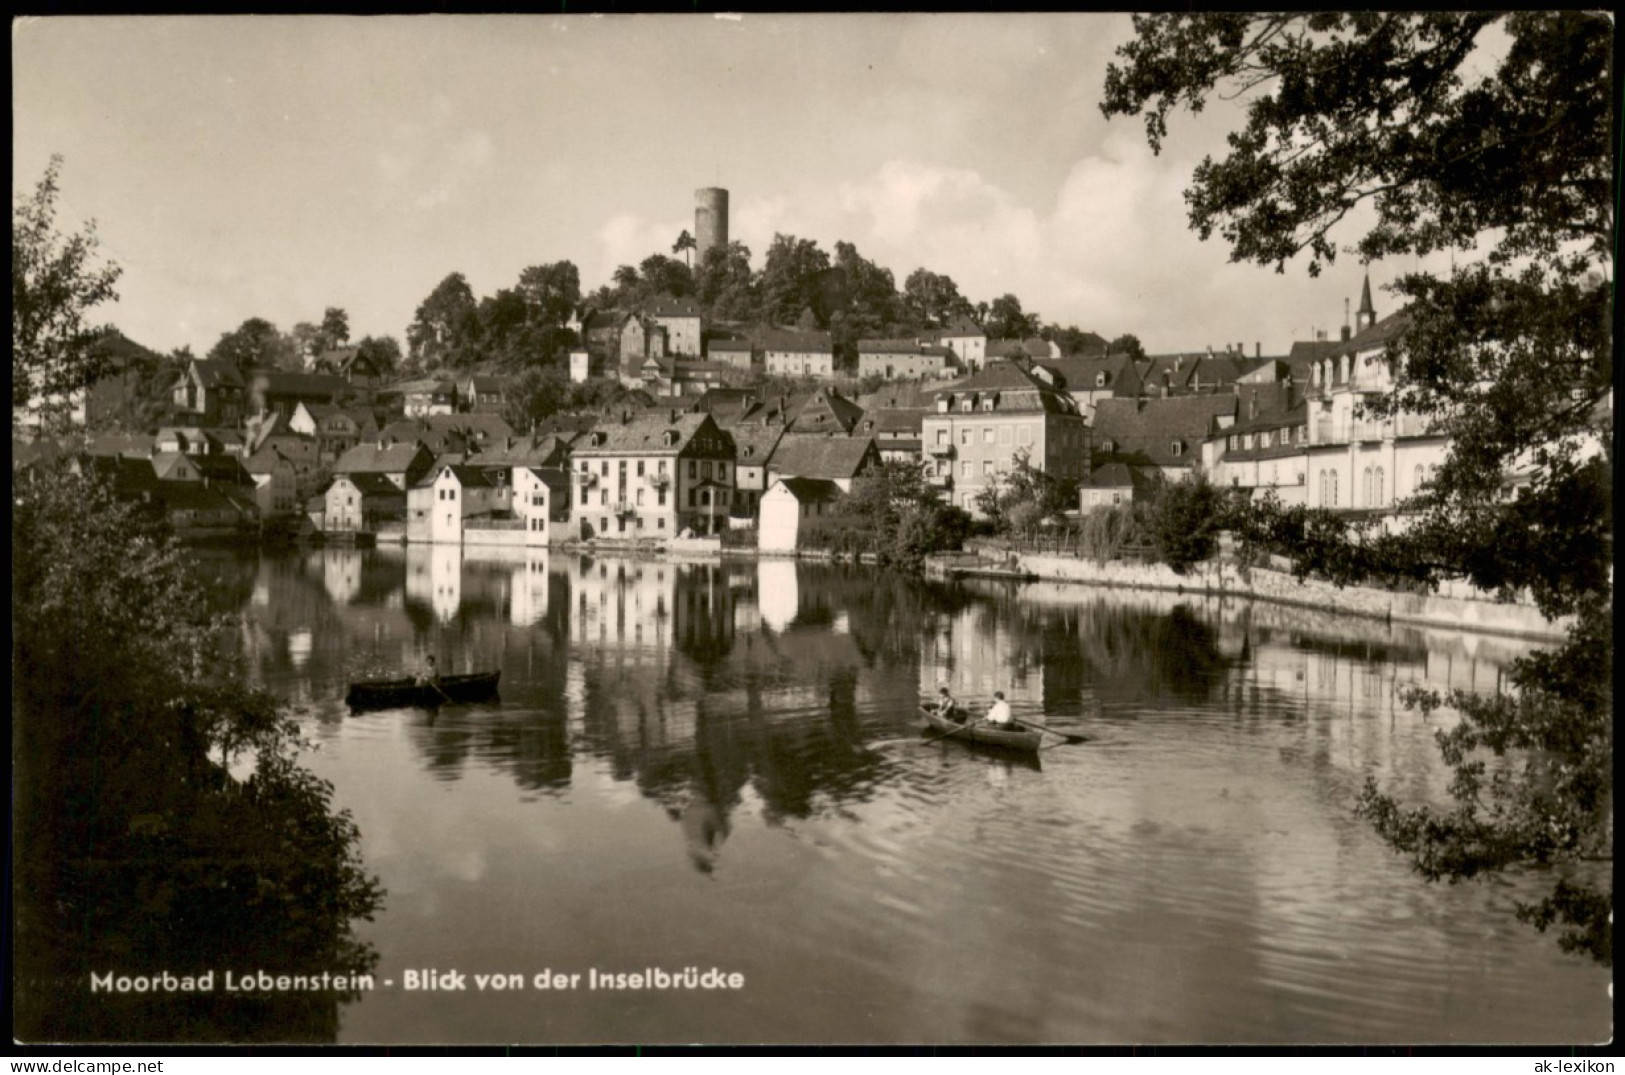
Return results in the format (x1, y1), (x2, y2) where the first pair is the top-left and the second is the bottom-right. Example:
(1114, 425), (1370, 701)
(213, 548), (1608, 1045)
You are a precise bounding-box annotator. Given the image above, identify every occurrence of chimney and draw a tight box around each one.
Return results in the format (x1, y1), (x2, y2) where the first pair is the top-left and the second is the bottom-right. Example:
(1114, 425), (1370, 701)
(1342, 298), (1351, 341)
(1255, 342), (1261, 358)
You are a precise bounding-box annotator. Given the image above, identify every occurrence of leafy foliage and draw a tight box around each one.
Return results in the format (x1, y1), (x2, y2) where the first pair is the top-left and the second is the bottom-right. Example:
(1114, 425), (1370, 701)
(207, 316), (297, 375)
(806, 459), (970, 571)
(1104, 12), (1613, 962)
(13, 460), (383, 1040)
(973, 449), (1078, 537)
(407, 271), (481, 369)
(12, 155), (124, 416)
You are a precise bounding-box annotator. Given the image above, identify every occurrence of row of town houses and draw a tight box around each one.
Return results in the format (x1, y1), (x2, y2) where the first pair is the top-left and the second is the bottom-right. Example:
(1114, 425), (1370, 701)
(22, 281), (1590, 550)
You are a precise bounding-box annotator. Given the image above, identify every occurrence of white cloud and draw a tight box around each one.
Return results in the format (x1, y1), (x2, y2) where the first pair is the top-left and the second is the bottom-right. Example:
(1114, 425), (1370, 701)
(598, 213), (688, 273)
(586, 138), (1386, 352)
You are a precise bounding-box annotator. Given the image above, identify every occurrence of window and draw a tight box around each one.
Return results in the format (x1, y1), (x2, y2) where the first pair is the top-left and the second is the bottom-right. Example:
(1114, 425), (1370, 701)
(702, 461), (712, 480)
(658, 489), (667, 506)
(1374, 467), (1384, 506)
(532, 494), (544, 506)
(1017, 426), (1032, 446)
(961, 461), (971, 479)
(960, 429), (971, 446)
(719, 463), (727, 481)
(637, 460), (645, 477)
(982, 461), (993, 476)
(600, 461), (609, 476)
(448, 488), (456, 501)
(636, 488), (645, 506)
(1170, 441), (1183, 457)
(600, 490), (608, 506)
(937, 429), (948, 445)
(688, 460), (697, 479)
(1330, 470), (1339, 506)
(657, 518), (665, 530)
(961, 398), (974, 413)
(618, 460), (627, 472)
(580, 487), (589, 506)
(688, 488), (697, 507)
(1112, 492), (1122, 506)
(658, 460), (667, 475)
(984, 428), (995, 444)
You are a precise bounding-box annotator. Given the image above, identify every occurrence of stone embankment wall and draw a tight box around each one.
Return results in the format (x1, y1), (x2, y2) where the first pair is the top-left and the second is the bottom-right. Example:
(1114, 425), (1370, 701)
(991, 551), (1569, 642)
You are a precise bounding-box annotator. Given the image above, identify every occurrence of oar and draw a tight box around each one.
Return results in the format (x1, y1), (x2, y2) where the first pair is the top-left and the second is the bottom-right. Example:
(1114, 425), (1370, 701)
(1011, 717), (1089, 744)
(919, 705), (973, 746)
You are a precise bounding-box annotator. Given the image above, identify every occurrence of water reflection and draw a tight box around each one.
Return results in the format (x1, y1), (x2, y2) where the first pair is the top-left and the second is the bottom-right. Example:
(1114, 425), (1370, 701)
(197, 547), (1605, 1044)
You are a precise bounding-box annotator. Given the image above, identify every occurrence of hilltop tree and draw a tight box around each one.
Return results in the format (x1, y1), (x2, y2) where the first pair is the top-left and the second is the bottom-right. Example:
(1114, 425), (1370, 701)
(1108, 333), (1147, 362)
(516, 261), (581, 327)
(637, 253), (694, 301)
(406, 272), (480, 369)
(1104, 11), (1613, 963)
(984, 293), (1039, 341)
(354, 334), (402, 377)
(901, 268), (974, 329)
(207, 317), (295, 376)
(13, 155), (123, 415)
(760, 233), (832, 326)
(695, 241), (756, 322)
(317, 306), (350, 352)
(672, 229), (697, 268)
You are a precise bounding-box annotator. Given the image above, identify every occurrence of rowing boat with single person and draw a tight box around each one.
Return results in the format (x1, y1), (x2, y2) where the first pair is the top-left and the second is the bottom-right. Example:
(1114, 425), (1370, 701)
(919, 704), (1044, 754)
(345, 671), (501, 712)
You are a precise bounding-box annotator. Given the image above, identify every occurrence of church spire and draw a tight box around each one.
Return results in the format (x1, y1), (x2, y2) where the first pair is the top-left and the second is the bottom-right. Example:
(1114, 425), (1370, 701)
(1357, 273), (1376, 332)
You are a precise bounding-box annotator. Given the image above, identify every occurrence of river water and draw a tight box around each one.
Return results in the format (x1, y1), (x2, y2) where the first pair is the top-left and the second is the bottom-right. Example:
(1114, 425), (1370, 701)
(201, 545), (1609, 1045)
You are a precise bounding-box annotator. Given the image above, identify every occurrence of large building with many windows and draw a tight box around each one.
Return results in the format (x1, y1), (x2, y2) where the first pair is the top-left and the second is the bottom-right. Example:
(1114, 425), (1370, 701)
(920, 361), (1090, 516)
(569, 412), (737, 539)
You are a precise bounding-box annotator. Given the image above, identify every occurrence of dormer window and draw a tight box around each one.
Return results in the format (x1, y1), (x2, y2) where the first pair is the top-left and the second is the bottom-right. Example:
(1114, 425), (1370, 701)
(982, 394), (997, 412)
(1099, 439), (1114, 454)
(937, 396), (952, 413)
(961, 394), (975, 412)
(1170, 440), (1184, 457)
(1096, 373), (1107, 387)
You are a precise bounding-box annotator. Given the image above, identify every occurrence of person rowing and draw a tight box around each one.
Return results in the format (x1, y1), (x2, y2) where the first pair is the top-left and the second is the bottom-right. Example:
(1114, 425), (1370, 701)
(931, 685), (965, 724)
(984, 691), (1014, 727)
(416, 654), (440, 687)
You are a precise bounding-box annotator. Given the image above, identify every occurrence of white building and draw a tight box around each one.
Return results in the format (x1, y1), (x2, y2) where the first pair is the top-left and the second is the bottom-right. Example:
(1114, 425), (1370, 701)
(758, 477), (842, 553)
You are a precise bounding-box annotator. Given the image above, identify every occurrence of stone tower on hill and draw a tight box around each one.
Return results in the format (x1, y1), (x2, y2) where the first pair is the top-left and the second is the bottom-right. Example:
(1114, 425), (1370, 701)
(695, 187), (729, 263)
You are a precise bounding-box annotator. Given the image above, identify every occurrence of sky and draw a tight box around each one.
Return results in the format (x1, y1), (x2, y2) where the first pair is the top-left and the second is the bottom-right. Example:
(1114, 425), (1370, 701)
(14, 14), (1421, 357)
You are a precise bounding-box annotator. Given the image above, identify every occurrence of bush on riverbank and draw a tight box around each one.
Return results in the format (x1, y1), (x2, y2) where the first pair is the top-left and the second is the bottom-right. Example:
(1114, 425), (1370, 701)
(13, 458), (383, 1041)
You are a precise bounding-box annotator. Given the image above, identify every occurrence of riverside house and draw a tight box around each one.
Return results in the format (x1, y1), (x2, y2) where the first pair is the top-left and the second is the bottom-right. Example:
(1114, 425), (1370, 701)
(332, 439), (435, 492)
(570, 412), (737, 540)
(325, 472), (406, 535)
(921, 361), (1091, 516)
